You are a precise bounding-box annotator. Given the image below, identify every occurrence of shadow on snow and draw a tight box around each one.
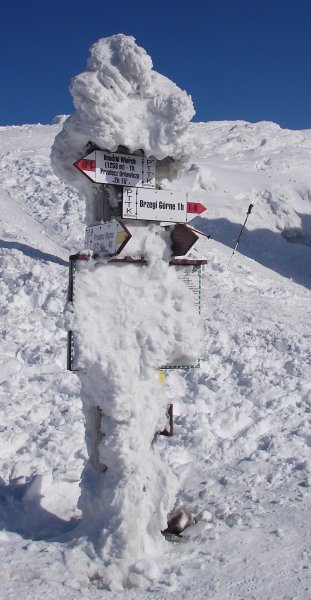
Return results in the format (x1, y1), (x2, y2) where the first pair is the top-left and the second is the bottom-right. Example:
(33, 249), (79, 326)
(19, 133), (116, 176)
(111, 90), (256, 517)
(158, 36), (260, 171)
(0, 239), (68, 267)
(192, 214), (311, 290)
(0, 476), (79, 541)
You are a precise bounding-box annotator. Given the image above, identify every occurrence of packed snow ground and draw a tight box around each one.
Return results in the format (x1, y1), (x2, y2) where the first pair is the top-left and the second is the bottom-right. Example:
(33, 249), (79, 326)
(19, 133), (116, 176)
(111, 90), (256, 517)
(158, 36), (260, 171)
(1, 119), (311, 598)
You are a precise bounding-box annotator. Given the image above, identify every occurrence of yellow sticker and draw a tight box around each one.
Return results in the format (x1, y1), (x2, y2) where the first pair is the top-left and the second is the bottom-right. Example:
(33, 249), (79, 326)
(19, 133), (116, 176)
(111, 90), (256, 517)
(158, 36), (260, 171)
(158, 370), (165, 385)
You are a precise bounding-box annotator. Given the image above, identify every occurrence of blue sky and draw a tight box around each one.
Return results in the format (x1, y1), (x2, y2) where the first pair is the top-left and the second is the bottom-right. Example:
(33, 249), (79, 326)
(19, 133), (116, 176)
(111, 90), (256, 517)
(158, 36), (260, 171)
(1, 0), (311, 129)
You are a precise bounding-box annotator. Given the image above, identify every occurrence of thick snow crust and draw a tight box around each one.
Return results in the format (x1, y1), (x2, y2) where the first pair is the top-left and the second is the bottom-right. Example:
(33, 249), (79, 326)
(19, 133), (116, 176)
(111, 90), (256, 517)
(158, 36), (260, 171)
(51, 34), (195, 201)
(70, 232), (201, 588)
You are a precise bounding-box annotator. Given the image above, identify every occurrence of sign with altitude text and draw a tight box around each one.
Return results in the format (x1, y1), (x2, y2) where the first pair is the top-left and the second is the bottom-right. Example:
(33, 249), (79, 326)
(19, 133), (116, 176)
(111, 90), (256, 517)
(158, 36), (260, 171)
(84, 220), (131, 255)
(122, 187), (207, 222)
(75, 150), (156, 188)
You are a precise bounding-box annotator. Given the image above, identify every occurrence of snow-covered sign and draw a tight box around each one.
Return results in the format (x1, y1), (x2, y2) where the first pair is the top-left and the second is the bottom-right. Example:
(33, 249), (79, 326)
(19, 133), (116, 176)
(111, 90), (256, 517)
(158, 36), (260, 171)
(122, 187), (207, 222)
(74, 150), (156, 188)
(84, 219), (131, 255)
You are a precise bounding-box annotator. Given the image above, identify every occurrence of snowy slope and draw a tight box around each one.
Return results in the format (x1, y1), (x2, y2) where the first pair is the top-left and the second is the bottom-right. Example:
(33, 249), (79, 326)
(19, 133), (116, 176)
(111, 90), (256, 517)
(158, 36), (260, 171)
(1, 120), (311, 598)
(0, 123), (85, 523)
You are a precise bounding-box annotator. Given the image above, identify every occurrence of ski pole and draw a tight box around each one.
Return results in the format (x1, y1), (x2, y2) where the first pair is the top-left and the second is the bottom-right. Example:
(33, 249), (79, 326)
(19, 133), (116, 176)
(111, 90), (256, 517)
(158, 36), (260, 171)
(228, 203), (253, 268)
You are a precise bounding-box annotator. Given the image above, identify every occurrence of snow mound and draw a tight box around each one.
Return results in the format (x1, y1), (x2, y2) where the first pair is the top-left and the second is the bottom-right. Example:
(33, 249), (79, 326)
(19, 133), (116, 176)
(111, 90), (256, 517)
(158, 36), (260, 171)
(51, 34), (195, 190)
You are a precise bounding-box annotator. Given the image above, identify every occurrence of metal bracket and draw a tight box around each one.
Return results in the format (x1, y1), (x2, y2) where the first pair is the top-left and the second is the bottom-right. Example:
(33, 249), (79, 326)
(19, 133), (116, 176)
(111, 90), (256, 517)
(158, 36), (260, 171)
(160, 404), (173, 437)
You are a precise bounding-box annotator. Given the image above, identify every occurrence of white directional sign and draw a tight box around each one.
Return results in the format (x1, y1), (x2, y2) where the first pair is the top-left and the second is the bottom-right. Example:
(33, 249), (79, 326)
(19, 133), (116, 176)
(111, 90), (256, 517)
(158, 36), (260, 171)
(75, 150), (156, 188)
(84, 220), (131, 255)
(122, 187), (207, 222)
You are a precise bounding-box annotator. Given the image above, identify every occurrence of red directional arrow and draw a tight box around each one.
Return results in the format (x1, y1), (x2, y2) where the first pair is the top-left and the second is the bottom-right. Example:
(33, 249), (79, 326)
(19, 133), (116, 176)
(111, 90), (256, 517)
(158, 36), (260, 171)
(75, 157), (96, 173)
(187, 202), (207, 215)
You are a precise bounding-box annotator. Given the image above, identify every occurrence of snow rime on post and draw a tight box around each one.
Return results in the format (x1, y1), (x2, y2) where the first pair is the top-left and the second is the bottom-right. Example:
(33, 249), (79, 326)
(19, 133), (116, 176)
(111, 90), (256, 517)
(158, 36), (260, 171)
(51, 34), (205, 589)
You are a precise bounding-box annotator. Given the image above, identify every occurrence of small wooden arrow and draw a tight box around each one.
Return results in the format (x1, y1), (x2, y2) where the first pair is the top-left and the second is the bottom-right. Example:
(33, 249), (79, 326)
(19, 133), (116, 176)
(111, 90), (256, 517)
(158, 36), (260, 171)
(171, 223), (199, 256)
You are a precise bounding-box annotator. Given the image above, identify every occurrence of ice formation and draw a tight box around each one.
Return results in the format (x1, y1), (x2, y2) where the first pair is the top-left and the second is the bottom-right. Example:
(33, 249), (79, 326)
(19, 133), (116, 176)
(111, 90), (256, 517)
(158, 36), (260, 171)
(51, 34), (196, 201)
(71, 227), (201, 588)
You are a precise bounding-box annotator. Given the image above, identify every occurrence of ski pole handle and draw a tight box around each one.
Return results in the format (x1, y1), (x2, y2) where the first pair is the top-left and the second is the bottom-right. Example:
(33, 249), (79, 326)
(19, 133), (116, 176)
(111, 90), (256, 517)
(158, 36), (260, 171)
(247, 203), (253, 215)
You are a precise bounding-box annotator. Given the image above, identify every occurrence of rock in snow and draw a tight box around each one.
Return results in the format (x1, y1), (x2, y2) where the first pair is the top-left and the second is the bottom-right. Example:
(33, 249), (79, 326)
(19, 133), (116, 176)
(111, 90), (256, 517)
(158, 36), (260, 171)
(0, 34), (311, 598)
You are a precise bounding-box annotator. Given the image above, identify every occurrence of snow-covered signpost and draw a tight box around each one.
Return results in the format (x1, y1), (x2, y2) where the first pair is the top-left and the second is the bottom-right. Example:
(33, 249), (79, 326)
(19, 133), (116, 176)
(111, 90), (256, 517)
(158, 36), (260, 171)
(51, 34), (206, 589)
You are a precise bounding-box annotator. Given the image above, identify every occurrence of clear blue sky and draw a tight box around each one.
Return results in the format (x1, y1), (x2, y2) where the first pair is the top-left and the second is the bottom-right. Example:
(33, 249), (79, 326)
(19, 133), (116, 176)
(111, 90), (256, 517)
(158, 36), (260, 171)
(1, 0), (311, 129)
